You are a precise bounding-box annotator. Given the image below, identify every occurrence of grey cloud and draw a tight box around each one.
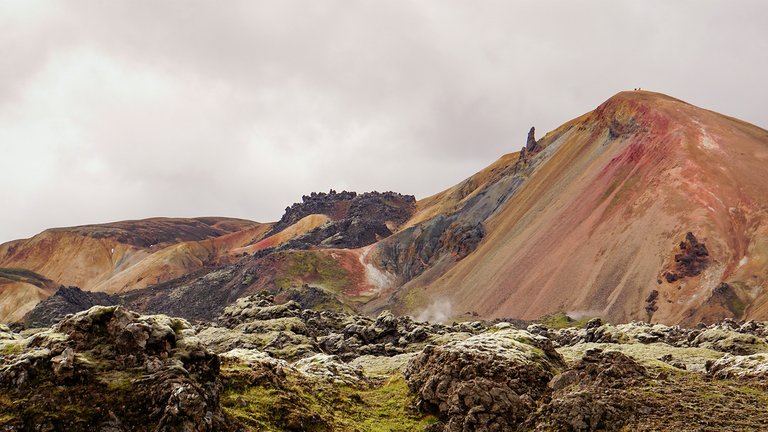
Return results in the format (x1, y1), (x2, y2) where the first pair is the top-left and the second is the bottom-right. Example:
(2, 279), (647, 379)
(0, 0), (766, 242)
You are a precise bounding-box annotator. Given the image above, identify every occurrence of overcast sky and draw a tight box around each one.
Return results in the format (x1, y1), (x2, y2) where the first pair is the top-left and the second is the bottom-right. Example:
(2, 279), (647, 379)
(1, 1), (767, 243)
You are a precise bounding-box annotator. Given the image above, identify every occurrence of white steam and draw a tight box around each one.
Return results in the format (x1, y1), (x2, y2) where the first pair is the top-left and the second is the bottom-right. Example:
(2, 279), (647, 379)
(416, 298), (453, 323)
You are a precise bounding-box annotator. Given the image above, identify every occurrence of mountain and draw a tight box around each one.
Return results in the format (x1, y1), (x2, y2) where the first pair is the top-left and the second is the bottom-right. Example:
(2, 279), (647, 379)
(372, 91), (768, 325)
(3, 91), (768, 326)
(0, 217), (268, 321)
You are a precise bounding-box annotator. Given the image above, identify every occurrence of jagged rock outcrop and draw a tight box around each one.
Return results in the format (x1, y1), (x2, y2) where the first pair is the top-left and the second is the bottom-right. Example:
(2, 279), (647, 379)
(526, 126), (539, 152)
(645, 289), (660, 316)
(691, 320), (768, 355)
(249, 191), (417, 253)
(0, 306), (235, 431)
(22, 285), (119, 328)
(272, 190), (359, 233)
(517, 127), (541, 167)
(664, 232), (710, 283)
(405, 328), (564, 431)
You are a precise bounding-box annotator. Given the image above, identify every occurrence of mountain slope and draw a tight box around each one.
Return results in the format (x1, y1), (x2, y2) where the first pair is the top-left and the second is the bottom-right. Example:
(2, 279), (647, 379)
(380, 91), (768, 324)
(0, 268), (58, 322)
(0, 217), (268, 321)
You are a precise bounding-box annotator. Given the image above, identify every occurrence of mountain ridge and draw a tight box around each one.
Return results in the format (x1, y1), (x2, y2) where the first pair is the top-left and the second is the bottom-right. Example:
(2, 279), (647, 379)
(3, 90), (768, 326)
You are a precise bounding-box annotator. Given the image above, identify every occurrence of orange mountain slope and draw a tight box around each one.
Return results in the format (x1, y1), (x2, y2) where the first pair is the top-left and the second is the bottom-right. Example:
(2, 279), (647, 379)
(0, 217), (268, 321)
(0, 268), (58, 323)
(374, 91), (768, 325)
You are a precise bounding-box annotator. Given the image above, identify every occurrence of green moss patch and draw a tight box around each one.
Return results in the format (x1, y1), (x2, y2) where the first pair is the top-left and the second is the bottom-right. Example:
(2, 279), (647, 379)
(221, 365), (435, 432)
(274, 251), (351, 293)
(0, 342), (23, 356)
(538, 311), (593, 329)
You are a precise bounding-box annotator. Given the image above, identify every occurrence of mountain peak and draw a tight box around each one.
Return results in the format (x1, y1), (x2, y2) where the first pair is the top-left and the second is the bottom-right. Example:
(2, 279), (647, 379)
(592, 90), (690, 130)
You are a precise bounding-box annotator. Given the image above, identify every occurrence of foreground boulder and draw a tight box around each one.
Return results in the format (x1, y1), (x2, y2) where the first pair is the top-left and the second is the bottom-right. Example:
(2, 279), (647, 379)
(529, 349), (650, 431)
(0, 306), (235, 431)
(405, 327), (564, 431)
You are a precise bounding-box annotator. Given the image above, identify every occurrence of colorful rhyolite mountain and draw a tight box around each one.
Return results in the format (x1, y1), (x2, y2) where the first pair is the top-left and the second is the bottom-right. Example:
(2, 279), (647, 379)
(3, 91), (768, 326)
(0, 218), (268, 321)
(371, 91), (768, 325)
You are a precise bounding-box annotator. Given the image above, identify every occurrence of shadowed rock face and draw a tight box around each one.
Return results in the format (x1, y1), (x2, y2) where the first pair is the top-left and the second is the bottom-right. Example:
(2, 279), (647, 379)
(280, 217), (396, 250)
(23, 286), (118, 328)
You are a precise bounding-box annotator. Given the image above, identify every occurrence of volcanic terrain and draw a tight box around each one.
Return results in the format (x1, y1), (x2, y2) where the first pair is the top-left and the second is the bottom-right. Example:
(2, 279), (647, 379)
(374, 91), (768, 326)
(3, 90), (768, 432)
(2, 91), (768, 328)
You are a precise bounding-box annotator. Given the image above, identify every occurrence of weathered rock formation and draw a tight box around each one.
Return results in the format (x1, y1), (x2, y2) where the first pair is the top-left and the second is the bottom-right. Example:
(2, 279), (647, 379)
(269, 190), (416, 240)
(5, 297), (768, 431)
(526, 126), (539, 152)
(204, 292), (480, 362)
(529, 349), (649, 431)
(664, 232), (710, 283)
(405, 327), (564, 431)
(0, 306), (235, 431)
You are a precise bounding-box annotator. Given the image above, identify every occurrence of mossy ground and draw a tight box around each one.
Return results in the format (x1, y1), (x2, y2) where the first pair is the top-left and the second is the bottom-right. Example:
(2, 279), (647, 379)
(275, 251), (351, 293)
(558, 342), (724, 372)
(0, 381), (103, 429)
(0, 341), (23, 355)
(624, 369), (768, 431)
(0, 362), (177, 431)
(221, 365), (437, 432)
(538, 311), (593, 329)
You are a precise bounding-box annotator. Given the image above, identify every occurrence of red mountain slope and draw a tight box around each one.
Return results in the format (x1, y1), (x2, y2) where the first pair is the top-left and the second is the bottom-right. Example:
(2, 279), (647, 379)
(384, 91), (768, 324)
